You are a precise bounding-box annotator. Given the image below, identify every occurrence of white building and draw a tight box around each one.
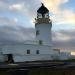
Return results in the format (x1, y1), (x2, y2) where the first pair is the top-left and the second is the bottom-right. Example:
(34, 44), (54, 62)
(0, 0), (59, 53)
(52, 49), (71, 60)
(59, 52), (71, 60)
(0, 4), (60, 63)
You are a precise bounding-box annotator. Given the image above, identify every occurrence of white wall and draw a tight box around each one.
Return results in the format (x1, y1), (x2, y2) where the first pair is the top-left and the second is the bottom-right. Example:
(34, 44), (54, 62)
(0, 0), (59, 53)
(0, 55), (5, 62)
(35, 23), (52, 46)
(13, 54), (53, 62)
(2, 44), (55, 62)
(0, 49), (6, 62)
(2, 44), (53, 55)
(59, 52), (71, 60)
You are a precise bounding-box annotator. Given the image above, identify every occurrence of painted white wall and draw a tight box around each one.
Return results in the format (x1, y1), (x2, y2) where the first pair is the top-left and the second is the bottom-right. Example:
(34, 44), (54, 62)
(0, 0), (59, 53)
(59, 52), (71, 60)
(0, 55), (5, 62)
(2, 44), (53, 55)
(2, 44), (55, 62)
(35, 23), (52, 46)
(0, 49), (6, 62)
(13, 54), (53, 62)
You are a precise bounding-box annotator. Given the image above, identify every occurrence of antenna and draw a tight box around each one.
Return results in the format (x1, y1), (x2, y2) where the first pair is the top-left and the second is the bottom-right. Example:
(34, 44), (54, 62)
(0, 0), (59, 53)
(41, 3), (44, 6)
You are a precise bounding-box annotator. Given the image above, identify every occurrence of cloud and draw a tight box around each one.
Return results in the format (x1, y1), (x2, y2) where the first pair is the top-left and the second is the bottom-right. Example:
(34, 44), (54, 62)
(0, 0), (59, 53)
(0, 0), (75, 51)
(9, 0), (41, 19)
(0, 0), (10, 11)
(41, 0), (68, 14)
(1, 0), (75, 25)
(0, 0), (75, 25)
(0, 25), (75, 51)
(52, 30), (75, 51)
(9, 3), (25, 12)
(0, 17), (18, 25)
(52, 9), (75, 25)
(41, 0), (75, 25)
(0, 26), (35, 44)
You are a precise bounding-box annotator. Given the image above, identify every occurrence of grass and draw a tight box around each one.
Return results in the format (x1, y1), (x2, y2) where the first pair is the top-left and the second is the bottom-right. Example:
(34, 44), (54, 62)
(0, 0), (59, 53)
(29, 68), (75, 75)
(1, 60), (75, 75)
(0, 71), (10, 75)
(0, 68), (75, 75)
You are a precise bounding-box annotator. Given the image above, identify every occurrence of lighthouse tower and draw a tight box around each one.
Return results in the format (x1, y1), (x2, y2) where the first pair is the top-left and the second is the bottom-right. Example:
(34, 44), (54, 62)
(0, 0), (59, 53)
(35, 3), (52, 46)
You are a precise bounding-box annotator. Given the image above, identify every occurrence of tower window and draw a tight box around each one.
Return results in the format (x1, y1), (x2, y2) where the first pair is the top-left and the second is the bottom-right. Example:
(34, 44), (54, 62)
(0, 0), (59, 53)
(27, 50), (30, 54)
(45, 13), (49, 18)
(36, 30), (39, 35)
(36, 50), (39, 54)
(37, 14), (42, 18)
(39, 40), (43, 45)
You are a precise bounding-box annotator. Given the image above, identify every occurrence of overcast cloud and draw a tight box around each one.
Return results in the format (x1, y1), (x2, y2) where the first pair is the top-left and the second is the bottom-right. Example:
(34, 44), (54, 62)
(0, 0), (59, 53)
(0, 25), (75, 51)
(0, 0), (75, 51)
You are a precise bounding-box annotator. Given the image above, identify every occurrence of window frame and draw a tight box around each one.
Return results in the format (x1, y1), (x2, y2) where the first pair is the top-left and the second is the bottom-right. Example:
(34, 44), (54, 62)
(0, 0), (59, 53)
(39, 40), (43, 45)
(36, 50), (40, 54)
(36, 30), (39, 35)
(27, 50), (30, 54)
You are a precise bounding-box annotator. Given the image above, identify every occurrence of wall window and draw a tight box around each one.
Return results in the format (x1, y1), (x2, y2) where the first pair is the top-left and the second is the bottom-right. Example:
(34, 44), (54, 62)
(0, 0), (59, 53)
(6, 54), (14, 63)
(36, 50), (39, 54)
(27, 50), (30, 54)
(39, 40), (43, 45)
(45, 13), (49, 18)
(36, 30), (39, 35)
(37, 13), (42, 18)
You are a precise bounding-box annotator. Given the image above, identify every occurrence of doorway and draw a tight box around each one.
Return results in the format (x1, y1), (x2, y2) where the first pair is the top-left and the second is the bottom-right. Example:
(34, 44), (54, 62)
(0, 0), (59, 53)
(6, 54), (14, 63)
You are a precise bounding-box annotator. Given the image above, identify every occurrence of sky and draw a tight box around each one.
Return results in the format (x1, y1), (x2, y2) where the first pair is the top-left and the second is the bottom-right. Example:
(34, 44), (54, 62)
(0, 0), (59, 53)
(0, 0), (75, 52)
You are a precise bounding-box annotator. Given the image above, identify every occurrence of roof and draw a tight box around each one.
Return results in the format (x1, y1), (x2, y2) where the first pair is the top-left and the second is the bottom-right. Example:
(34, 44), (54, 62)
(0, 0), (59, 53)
(37, 3), (49, 14)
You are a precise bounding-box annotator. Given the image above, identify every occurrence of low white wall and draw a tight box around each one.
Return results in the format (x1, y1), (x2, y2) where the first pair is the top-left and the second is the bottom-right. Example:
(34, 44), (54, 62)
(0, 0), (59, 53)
(1, 44), (58, 62)
(0, 55), (6, 62)
(13, 54), (53, 62)
(59, 52), (71, 60)
(2, 44), (53, 55)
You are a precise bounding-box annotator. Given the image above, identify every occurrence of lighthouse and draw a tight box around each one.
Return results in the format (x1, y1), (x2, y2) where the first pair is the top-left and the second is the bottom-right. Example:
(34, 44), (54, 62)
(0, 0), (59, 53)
(35, 3), (52, 46)
(0, 3), (58, 63)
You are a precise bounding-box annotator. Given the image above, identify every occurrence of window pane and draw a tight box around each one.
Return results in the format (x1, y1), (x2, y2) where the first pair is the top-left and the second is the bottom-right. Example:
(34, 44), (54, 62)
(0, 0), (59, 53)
(36, 30), (39, 35)
(27, 50), (30, 54)
(39, 40), (43, 45)
(36, 50), (39, 54)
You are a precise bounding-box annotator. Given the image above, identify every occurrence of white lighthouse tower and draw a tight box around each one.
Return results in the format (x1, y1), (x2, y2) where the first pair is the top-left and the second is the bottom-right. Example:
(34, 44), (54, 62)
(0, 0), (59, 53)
(0, 3), (58, 63)
(35, 3), (52, 46)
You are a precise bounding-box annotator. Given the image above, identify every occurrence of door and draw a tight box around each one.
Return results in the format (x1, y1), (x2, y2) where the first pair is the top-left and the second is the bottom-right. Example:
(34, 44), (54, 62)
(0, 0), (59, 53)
(7, 54), (14, 63)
